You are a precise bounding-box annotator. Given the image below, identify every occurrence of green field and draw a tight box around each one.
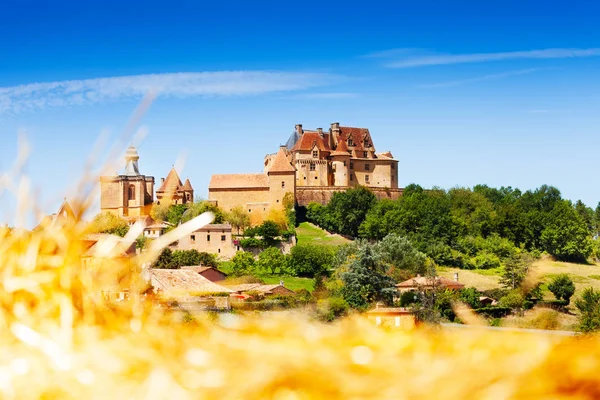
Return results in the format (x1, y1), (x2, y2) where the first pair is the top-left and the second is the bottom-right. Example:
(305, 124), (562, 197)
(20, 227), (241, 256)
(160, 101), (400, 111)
(219, 262), (314, 292)
(296, 222), (350, 246)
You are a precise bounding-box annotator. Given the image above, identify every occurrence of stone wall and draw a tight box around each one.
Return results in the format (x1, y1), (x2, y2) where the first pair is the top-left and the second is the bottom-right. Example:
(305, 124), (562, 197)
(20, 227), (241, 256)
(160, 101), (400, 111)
(295, 186), (403, 207)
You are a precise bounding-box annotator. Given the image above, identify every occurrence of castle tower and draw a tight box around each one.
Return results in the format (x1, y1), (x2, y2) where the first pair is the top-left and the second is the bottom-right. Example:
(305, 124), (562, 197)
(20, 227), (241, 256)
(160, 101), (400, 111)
(267, 146), (296, 211)
(100, 146), (155, 219)
(156, 167), (194, 205)
(330, 137), (351, 187)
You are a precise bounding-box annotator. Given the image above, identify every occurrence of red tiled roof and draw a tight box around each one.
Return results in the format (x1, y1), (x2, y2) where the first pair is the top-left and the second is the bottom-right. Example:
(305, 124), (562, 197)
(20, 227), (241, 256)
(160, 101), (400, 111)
(268, 147), (296, 173)
(291, 131), (331, 152)
(396, 276), (465, 290)
(209, 174), (269, 189)
(182, 178), (193, 190)
(158, 167), (183, 193)
(339, 127), (374, 152)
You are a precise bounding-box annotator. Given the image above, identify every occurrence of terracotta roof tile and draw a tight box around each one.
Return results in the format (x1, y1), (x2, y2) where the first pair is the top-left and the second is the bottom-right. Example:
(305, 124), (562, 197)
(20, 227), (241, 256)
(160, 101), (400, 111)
(339, 126), (374, 152)
(150, 269), (232, 295)
(182, 178), (193, 190)
(158, 167), (183, 193)
(268, 147), (296, 173)
(291, 131), (331, 152)
(209, 174), (269, 189)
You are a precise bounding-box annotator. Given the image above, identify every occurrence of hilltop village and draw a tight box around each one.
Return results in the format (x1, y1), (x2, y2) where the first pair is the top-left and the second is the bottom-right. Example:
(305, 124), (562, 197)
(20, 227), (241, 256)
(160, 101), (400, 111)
(98, 122), (401, 256)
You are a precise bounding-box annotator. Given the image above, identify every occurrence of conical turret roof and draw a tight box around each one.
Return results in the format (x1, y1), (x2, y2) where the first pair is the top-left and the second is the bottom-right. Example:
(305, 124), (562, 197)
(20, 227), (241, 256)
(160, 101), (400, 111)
(182, 178), (193, 190)
(268, 147), (296, 173)
(158, 167), (183, 192)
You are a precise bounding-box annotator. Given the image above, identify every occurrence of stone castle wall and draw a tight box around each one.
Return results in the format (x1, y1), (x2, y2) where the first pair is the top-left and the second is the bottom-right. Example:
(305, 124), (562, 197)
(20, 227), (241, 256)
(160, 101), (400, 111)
(295, 186), (403, 207)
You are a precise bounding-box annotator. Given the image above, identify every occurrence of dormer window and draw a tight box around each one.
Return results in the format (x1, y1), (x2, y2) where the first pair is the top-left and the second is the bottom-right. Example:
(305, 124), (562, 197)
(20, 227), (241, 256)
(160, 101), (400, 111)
(364, 139), (369, 147)
(312, 150), (318, 158)
(363, 151), (368, 158)
(348, 138), (354, 146)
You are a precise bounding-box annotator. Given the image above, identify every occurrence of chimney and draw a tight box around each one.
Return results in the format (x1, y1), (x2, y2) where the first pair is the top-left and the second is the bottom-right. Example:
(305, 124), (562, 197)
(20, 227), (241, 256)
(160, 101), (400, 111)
(331, 122), (340, 132)
(295, 124), (303, 135)
(454, 272), (459, 282)
(161, 178), (165, 183)
(317, 127), (323, 137)
(375, 301), (383, 310)
(279, 280), (284, 287)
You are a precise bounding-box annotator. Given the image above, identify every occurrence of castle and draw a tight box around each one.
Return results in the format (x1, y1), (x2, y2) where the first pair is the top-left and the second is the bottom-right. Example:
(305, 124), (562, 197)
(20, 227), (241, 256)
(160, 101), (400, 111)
(100, 146), (194, 221)
(209, 123), (401, 224)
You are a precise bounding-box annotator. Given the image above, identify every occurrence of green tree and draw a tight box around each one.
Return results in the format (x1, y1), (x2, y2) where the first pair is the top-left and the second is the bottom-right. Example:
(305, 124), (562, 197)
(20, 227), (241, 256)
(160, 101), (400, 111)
(499, 290), (525, 311)
(226, 206), (251, 235)
(500, 252), (533, 290)
(372, 233), (428, 281)
(256, 247), (289, 275)
(288, 245), (334, 278)
(230, 251), (256, 276)
(88, 212), (129, 237)
(166, 204), (189, 226)
(548, 274), (575, 304)
(257, 220), (281, 247)
(575, 287), (600, 333)
(182, 201), (225, 224)
(150, 203), (170, 222)
(153, 248), (175, 269)
(459, 287), (482, 309)
(339, 246), (395, 310)
(327, 186), (377, 237)
(541, 200), (593, 262)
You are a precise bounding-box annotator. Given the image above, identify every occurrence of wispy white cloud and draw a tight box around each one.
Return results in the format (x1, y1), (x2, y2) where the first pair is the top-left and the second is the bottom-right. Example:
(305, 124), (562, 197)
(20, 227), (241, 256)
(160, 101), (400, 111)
(0, 71), (339, 114)
(288, 92), (358, 99)
(385, 48), (600, 68)
(419, 68), (541, 88)
(361, 48), (429, 59)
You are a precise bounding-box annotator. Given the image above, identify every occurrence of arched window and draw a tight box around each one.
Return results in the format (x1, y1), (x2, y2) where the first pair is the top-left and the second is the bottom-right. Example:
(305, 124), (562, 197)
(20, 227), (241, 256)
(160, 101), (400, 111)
(129, 185), (136, 200)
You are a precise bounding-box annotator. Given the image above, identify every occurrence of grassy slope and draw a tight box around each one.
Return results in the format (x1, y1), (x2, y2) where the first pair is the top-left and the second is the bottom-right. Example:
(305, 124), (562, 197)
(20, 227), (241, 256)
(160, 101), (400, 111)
(219, 259), (314, 293)
(296, 222), (350, 247)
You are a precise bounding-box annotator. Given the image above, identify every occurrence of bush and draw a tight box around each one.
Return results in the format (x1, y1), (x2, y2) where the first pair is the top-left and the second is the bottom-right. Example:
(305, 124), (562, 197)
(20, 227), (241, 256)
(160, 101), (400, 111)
(316, 297), (349, 322)
(528, 310), (561, 330)
(537, 300), (569, 310)
(467, 252), (502, 270)
(576, 287), (600, 333)
(288, 245), (334, 278)
(548, 274), (575, 304)
(459, 287), (482, 309)
(499, 291), (525, 310)
(399, 291), (419, 307)
(240, 237), (264, 249)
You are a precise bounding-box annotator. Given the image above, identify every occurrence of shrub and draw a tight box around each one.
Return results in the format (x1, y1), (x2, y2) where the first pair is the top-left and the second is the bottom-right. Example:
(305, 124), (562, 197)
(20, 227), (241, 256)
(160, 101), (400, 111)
(499, 291), (525, 310)
(240, 237), (263, 249)
(230, 251), (256, 276)
(316, 297), (349, 322)
(548, 274), (575, 304)
(459, 287), (482, 309)
(399, 291), (419, 307)
(468, 252), (502, 270)
(288, 245), (334, 278)
(575, 287), (600, 333)
(528, 310), (560, 330)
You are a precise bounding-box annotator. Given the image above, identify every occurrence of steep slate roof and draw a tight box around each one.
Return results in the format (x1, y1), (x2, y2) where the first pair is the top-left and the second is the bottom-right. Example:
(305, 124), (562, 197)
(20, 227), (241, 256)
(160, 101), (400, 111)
(158, 167), (183, 193)
(291, 131), (330, 152)
(209, 174), (269, 190)
(396, 276), (465, 290)
(150, 269), (232, 295)
(268, 147), (296, 173)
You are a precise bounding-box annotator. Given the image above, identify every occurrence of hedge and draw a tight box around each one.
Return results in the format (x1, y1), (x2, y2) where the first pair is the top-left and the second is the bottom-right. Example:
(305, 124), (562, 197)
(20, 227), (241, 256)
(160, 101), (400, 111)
(474, 307), (512, 318)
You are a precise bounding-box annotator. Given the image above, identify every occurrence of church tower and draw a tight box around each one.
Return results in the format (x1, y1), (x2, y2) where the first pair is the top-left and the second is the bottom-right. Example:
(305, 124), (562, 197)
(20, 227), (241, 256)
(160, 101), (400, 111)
(100, 146), (155, 219)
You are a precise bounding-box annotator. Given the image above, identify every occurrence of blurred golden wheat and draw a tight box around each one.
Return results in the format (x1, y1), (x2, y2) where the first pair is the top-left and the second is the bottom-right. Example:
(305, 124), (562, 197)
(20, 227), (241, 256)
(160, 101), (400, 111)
(2, 122), (600, 399)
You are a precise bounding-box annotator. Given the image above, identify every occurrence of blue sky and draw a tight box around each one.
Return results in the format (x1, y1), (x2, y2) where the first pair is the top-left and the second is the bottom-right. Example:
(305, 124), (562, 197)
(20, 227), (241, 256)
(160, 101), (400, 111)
(1, 0), (600, 226)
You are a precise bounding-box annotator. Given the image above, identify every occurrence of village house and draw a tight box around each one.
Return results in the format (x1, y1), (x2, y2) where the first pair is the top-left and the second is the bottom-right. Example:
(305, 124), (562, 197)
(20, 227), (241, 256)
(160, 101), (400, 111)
(395, 274), (465, 293)
(366, 303), (417, 329)
(177, 223), (236, 259)
(226, 282), (296, 300)
(181, 266), (228, 282)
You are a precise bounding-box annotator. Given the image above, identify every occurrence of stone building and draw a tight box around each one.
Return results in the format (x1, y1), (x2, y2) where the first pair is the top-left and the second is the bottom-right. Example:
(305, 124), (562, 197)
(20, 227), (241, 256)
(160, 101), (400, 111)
(209, 146), (295, 225)
(177, 223), (237, 259)
(100, 147), (194, 221)
(100, 146), (155, 219)
(268, 122), (399, 189)
(209, 123), (401, 224)
(156, 167), (194, 205)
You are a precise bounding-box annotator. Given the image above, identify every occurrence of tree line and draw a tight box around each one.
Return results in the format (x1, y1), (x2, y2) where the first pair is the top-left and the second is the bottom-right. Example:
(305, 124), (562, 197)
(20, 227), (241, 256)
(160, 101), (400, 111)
(306, 184), (599, 265)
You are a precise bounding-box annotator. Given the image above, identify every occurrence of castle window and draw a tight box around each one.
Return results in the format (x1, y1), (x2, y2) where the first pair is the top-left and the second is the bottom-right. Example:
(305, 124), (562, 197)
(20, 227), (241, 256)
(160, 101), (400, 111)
(365, 175), (370, 183)
(186, 193), (191, 202)
(191, 235), (195, 242)
(363, 151), (368, 158)
(392, 163), (395, 170)
(207, 235), (211, 242)
(312, 150), (318, 158)
(365, 164), (370, 171)
(350, 175), (354, 181)
(281, 181), (285, 188)
(343, 161), (347, 167)
(350, 162), (354, 170)
(221, 235), (226, 241)
(128, 185), (136, 200)
(310, 163), (316, 171)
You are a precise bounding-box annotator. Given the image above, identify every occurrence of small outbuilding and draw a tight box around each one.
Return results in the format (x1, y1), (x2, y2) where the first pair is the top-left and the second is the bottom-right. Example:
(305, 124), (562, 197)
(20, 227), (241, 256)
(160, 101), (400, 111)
(396, 274), (465, 293)
(366, 303), (416, 329)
